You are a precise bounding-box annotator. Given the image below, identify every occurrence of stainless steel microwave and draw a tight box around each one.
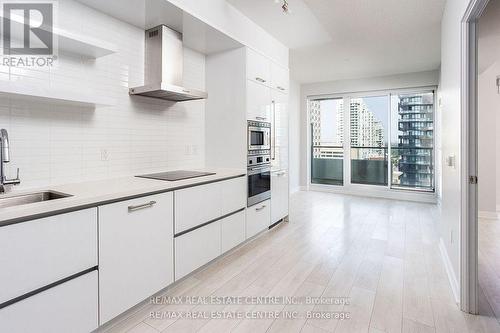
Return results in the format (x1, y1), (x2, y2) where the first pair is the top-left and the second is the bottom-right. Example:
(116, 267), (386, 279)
(248, 121), (271, 151)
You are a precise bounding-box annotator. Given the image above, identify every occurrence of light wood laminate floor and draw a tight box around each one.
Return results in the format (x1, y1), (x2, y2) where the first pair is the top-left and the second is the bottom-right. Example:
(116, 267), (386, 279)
(99, 191), (500, 333)
(479, 218), (500, 324)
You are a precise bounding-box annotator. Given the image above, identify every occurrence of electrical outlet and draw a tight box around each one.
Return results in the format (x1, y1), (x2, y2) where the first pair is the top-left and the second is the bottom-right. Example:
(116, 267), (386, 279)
(100, 148), (109, 161)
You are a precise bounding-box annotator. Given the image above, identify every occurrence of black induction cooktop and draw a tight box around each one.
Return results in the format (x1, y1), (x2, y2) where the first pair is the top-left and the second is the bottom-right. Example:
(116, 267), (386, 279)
(136, 170), (216, 181)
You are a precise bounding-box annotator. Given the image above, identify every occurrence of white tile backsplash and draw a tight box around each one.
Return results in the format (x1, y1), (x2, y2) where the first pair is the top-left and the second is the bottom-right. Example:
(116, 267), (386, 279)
(0, 0), (206, 190)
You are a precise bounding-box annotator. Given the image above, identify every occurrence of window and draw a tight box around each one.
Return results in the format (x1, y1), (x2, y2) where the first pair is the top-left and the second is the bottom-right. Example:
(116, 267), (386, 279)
(309, 89), (435, 193)
(310, 98), (344, 185)
(350, 96), (389, 186)
(390, 92), (434, 191)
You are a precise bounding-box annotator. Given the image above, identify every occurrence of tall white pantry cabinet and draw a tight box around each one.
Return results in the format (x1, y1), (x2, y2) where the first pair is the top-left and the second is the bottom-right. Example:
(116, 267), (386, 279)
(205, 47), (290, 227)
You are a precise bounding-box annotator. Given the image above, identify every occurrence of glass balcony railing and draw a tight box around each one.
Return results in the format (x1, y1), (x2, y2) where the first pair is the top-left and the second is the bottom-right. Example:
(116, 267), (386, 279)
(350, 147), (388, 186)
(311, 146), (343, 185)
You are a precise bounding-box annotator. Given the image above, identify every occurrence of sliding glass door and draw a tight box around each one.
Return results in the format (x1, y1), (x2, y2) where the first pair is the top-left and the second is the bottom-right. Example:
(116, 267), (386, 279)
(350, 96), (389, 186)
(390, 92), (434, 191)
(310, 98), (344, 185)
(309, 89), (435, 193)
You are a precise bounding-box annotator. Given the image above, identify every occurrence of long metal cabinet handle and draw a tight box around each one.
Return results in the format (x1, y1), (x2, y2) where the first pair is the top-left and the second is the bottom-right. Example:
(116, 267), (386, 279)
(256, 205), (267, 211)
(272, 100), (276, 161)
(128, 201), (157, 212)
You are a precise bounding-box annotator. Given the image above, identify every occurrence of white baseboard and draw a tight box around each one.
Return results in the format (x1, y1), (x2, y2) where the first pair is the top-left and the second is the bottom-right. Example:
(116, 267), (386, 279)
(439, 238), (460, 304)
(307, 184), (437, 204)
(478, 210), (499, 220)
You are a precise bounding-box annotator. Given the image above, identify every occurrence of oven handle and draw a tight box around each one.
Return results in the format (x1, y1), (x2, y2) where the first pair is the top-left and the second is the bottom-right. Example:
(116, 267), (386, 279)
(247, 166), (271, 175)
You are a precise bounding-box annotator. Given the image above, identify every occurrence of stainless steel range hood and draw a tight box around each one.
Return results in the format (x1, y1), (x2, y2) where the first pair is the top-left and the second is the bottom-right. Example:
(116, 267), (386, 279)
(129, 25), (207, 102)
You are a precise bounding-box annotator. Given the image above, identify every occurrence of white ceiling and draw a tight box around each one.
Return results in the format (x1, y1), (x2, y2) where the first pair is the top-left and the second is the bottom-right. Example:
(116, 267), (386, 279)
(227, 0), (446, 83)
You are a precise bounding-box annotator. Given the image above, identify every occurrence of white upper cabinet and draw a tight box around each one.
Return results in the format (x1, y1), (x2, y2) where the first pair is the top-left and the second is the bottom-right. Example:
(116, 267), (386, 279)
(271, 64), (290, 93)
(247, 79), (272, 122)
(247, 48), (271, 86)
(98, 193), (174, 324)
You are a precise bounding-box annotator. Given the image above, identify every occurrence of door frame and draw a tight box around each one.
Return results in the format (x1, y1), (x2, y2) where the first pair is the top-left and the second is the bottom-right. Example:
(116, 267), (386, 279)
(461, 0), (489, 314)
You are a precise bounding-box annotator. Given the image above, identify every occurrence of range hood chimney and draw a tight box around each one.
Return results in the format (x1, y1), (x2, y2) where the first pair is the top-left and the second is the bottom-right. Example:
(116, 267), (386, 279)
(129, 25), (207, 102)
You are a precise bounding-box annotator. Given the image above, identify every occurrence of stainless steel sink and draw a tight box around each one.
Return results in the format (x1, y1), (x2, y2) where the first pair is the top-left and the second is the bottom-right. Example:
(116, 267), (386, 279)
(0, 191), (72, 209)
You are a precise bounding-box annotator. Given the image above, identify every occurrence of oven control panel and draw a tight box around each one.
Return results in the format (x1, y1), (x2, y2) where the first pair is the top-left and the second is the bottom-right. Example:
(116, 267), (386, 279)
(248, 150), (271, 167)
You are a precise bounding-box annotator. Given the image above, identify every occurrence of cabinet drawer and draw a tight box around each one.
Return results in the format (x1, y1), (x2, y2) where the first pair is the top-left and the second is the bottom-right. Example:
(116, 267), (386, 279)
(221, 211), (246, 253)
(175, 182), (222, 233)
(0, 208), (97, 304)
(247, 48), (271, 86)
(175, 177), (246, 234)
(175, 221), (221, 280)
(221, 177), (246, 215)
(99, 193), (174, 324)
(246, 200), (271, 239)
(0, 271), (98, 333)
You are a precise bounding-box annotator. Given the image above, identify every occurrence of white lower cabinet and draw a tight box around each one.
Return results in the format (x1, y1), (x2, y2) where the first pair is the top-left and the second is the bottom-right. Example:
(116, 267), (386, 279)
(98, 193), (174, 324)
(221, 210), (246, 253)
(175, 221), (221, 280)
(0, 271), (98, 333)
(271, 170), (289, 224)
(246, 199), (271, 239)
(0, 208), (97, 304)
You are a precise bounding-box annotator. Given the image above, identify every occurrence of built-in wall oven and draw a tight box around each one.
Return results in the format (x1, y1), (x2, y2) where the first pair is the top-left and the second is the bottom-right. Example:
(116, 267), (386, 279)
(247, 152), (271, 207)
(248, 121), (271, 151)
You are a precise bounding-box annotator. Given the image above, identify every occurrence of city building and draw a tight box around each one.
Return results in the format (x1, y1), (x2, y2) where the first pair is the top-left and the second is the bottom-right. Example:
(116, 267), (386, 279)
(396, 93), (434, 189)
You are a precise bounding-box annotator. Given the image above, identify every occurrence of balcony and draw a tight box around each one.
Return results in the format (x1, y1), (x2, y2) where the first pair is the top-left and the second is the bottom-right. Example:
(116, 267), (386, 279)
(311, 146), (344, 185)
(350, 147), (388, 186)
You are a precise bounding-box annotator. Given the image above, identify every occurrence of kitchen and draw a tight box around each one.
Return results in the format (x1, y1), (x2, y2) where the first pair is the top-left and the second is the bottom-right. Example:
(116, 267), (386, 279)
(0, 0), (291, 332)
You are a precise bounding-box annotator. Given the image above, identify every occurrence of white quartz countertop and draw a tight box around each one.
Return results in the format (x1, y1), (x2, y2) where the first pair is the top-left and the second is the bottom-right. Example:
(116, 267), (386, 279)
(0, 168), (246, 226)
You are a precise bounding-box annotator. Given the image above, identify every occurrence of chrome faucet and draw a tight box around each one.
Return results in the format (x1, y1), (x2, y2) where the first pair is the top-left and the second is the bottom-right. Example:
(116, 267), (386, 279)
(0, 129), (20, 193)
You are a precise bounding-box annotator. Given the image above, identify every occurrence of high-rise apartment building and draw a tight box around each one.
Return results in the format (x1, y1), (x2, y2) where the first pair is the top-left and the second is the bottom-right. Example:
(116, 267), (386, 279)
(350, 99), (385, 159)
(396, 93), (434, 189)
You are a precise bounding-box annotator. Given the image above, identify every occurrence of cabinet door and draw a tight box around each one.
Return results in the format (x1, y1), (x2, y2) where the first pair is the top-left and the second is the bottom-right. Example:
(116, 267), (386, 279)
(0, 271), (98, 333)
(247, 79), (272, 122)
(99, 193), (174, 324)
(246, 199), (271, 239)
(271, 90), (289, 171)
(247, 48), (271, 86)
(0, 208), (97, 304)
(221, 211), (246, 253)
(175, 221), (221, 280)
(271, 170), (289, 224)
(271, 63), (289, 93)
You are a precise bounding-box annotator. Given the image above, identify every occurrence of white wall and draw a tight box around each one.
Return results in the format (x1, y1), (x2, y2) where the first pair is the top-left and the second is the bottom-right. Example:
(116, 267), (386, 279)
(299, 70), (440, 188)
(0, 0), (207, 189)
(439, 0), (473, 281)
(167, 0), (288, 66)
(477, 62), (499, 214)
(289, 79), (301, 193)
